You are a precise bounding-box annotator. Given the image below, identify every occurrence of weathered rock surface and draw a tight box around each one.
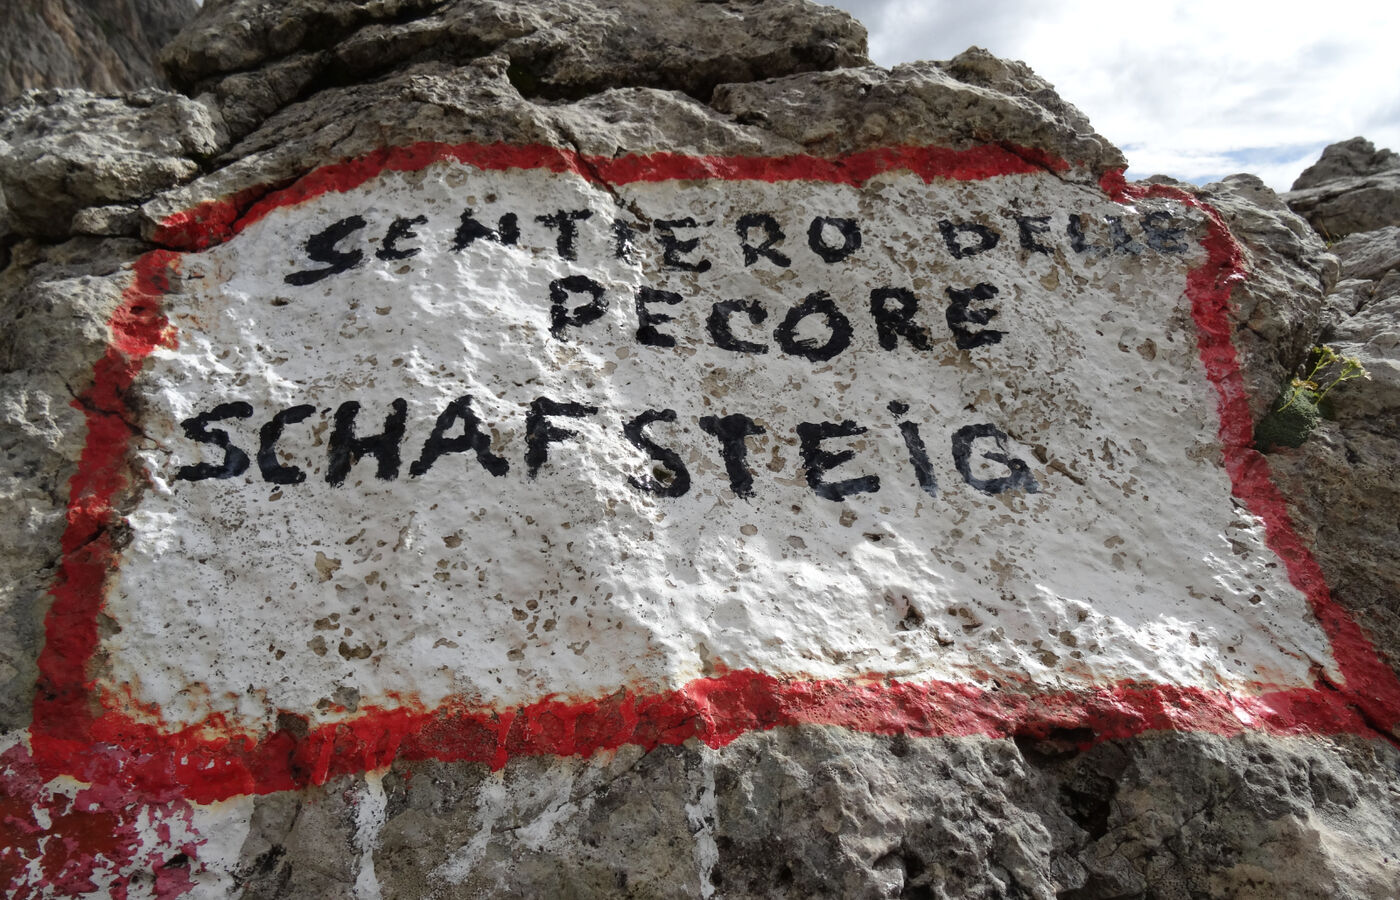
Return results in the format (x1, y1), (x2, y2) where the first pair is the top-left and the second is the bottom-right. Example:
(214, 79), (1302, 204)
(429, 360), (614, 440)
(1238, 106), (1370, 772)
(0, 0), (199, 102)
(353, 730), (1400, 900)
(709, 50), (1122, 179)
(1331, 225), (1400, 283)
(1188, 173), (1334, 420)
(162, 0), (870, 140)
(0, 237), (147, 730)
(1283, 139), (1400, 239)
(1, 3), (1399, 898)
(138, 56), (787, 238)
(1268, 141), (1400, 679)
(1284, 171), (1400, 239)
(1291, 136), (1400, 191)
(0, 88), (227, 240)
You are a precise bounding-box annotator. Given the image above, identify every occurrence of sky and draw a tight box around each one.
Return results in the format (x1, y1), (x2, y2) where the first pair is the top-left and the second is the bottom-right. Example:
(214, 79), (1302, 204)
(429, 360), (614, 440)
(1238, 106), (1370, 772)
(821, 0), (1400, 191)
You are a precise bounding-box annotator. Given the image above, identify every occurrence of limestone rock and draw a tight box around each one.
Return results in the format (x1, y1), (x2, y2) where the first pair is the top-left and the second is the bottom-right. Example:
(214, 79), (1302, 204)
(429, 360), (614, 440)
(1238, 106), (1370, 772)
(69, 203), (145, 238)
(138, 55), (808, 242)
(138, 41), (1120, 244)
(1190, 174), (1333, 419)
(1283, 170), (1400, 239)
(1319, 277), (1377, 335)
(1291, 136), (1400, 191)
(1329, 299), (1400, 423)
(1269, 418), (1400, 677)
(0, 176), (11, 270)
(0, 0), (199, 102)
(1267, 144), (1400, 678)
(0, 237), (150, 729)
(1032, 732), (1400, 899)
(161, 0), (871, 140)
(1330, 225), (1400, 283)
(227, 730), (1400, 899)
(0, 88), (228, 239)
(709, 48), (1122, 181)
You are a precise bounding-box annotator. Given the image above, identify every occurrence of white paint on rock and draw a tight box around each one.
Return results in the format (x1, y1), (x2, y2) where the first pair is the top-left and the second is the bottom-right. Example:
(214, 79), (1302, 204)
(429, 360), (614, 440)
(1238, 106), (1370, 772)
(183, 796), (255, 897)
(98, 159), (1337, 734)
(352, 772), (388, 900)
(685, 749), (719, 898)
(432, 772), (508, 886)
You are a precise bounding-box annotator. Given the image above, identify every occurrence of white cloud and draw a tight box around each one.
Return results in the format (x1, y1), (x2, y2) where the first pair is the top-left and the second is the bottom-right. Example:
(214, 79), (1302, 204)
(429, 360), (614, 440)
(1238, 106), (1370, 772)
(823, 0), (1400, 191)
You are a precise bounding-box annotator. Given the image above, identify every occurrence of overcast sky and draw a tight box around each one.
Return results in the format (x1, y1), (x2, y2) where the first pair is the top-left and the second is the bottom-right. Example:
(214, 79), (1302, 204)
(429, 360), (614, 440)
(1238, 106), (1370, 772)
(821, 0), (1400, 191)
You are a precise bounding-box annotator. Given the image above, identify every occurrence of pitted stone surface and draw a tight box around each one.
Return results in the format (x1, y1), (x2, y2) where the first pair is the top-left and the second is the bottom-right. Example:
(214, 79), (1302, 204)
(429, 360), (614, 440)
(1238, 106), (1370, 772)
(0, 87), (227, 239)
(103, 156), (1331, 736)
(0, 237), (152, 730)
(224, 730), (1399, 899)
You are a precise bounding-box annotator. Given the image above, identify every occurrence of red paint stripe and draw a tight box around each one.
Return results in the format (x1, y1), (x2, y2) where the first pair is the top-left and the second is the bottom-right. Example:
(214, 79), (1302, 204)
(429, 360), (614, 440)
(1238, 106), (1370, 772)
(32, 252), (177, 742)
(29, 670), (1372, 806)
(29, 147), (1398, 808)
(150, 141), (1068, 251)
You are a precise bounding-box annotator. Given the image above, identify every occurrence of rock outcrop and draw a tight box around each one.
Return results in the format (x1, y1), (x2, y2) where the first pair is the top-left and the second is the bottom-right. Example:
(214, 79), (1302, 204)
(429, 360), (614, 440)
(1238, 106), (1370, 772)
(1284, 137), (1400, 239)
(1, 3), (1398, 898)
(161, 0), (870, 141)
(1269, 138), (1400, 681)
(1291, 136), (1400, 191)
(0, 88), (226, 240)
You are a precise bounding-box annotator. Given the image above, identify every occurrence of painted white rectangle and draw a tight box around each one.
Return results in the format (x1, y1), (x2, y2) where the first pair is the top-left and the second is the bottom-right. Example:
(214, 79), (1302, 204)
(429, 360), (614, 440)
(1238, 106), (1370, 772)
(99, 159), (1336, 734)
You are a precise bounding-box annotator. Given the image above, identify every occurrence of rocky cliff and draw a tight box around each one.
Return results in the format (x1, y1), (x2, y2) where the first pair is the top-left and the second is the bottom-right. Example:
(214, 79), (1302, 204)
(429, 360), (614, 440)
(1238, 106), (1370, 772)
(1272, 137), (1400, 686)
(1, 2), (1398, 898)
(0, 0), (200, 102)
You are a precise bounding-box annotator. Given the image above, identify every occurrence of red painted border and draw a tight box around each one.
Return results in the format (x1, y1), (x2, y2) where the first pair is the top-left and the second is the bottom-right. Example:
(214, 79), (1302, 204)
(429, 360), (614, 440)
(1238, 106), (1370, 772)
(27, 143), (1400, 806)
(151, 142), (1069, 251)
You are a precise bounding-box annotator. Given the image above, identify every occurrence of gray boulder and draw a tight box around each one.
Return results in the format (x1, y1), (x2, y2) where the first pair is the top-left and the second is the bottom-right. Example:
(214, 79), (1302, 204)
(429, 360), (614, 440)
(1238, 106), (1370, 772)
(0, 87), (227, 239)
(160, 0), (872, 140)
(1282, 136), (1400, 236)
(1267, 144), (1400, 677)
(1192, 173), (1333, 420)
(1291, 136), (1400, 191)
(1283, 139), (1400, 239)
(1331, 225), (1400, 282)
(710, 47), (1121, 180)
(1284, 170), (1400, 239)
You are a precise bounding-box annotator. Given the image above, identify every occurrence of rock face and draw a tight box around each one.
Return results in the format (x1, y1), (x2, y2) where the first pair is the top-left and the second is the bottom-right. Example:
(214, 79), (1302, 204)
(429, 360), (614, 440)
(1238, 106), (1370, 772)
(0, 0), (199, 102)
(1270, 138), (1400, 682)
(160, 0), (870, 141)
(0, 88), (226, 240)
(1283, 137), (1400, 239)
(2, 3), (1399, 898)
(1291, 136), (1400, 191)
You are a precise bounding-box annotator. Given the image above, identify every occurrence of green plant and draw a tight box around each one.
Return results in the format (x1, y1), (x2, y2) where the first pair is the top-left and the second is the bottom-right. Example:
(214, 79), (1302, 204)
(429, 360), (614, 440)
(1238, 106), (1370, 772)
(1254, 345), (1369, 450)
(1280, 345), (1368, 410)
